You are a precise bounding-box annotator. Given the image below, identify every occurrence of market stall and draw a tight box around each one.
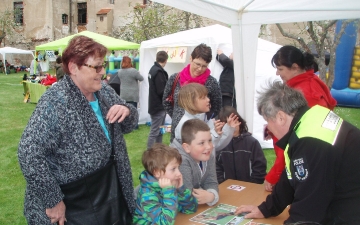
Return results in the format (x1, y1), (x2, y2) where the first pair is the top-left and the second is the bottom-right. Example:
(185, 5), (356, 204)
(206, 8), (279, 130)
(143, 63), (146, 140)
(27, 31), (140, 103)
(0, 47), (34, 74)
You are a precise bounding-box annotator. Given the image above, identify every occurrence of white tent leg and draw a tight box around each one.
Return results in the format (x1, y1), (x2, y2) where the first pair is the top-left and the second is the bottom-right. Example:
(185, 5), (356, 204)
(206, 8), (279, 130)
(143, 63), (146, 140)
(232, 23), (261, 133)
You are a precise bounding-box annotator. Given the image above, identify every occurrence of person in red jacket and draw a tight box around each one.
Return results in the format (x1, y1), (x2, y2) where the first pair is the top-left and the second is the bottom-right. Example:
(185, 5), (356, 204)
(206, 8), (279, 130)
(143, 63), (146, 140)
(264, 45), (337, 191)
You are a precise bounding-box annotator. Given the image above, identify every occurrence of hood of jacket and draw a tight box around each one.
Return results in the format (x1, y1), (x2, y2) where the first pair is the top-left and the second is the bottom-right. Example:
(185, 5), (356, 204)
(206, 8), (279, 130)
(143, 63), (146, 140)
(139, 170), (162, 192)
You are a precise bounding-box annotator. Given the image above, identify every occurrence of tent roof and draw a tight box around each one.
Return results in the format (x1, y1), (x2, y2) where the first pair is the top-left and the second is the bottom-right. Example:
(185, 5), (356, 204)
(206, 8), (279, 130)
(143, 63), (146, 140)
(35, 31), (140, 51)
(0, 47), (34, 56)
(141, 24), (232, 48)
(153, 0), (360, 25)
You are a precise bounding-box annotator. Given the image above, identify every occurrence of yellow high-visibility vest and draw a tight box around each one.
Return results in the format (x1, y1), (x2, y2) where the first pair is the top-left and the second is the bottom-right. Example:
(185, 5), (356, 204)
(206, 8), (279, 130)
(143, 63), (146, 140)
(284, 105), (343, 180)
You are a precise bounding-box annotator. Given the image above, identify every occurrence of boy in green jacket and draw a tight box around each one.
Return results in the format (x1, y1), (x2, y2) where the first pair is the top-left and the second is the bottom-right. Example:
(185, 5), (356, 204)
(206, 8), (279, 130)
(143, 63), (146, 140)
(133, 143), (197, 224)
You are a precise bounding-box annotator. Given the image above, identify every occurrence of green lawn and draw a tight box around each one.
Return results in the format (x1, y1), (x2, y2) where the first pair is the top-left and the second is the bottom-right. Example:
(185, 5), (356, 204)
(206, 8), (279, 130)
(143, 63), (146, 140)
(1, 71), (359, 224)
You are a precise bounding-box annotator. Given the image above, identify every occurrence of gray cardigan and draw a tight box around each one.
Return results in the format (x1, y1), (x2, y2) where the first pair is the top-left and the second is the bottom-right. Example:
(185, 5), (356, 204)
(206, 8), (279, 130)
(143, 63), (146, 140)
(118, 67), (144, 102)
(18, 75), (137, 224)
(170, 139), (219, 206)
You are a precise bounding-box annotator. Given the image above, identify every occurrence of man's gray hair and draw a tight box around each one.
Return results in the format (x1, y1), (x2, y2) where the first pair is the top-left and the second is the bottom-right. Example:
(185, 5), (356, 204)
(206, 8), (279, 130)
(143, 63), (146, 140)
(257, 81), (308, 119)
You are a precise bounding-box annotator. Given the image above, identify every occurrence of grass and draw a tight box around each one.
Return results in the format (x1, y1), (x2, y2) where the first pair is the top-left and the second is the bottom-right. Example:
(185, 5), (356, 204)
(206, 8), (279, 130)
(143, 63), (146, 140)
(1, 71), (359, 224)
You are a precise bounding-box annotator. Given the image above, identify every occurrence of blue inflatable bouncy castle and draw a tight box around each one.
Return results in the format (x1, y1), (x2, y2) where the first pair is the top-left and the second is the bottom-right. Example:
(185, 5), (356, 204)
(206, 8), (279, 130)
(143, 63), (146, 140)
(331, 21), (360, 107)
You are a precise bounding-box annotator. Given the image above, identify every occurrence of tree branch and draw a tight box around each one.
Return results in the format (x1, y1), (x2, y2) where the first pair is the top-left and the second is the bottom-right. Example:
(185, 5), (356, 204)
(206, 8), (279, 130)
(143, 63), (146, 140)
(276, 23), (311, 53)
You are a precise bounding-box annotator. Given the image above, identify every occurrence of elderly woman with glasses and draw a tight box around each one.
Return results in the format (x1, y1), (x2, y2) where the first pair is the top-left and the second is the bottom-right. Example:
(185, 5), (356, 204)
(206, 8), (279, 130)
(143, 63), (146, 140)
(18, 35), (137, 225)
(163, 43), (222, 142)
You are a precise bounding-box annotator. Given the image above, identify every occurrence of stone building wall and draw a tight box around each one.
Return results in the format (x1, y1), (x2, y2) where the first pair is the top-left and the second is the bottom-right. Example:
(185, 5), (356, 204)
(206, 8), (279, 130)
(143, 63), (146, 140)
(1, 1), (308, 53)
(0, 0), (144, 50)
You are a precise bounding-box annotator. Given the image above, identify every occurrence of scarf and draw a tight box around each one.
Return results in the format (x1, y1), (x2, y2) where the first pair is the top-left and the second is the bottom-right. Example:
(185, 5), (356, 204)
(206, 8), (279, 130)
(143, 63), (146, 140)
(179, 64), (211, 86)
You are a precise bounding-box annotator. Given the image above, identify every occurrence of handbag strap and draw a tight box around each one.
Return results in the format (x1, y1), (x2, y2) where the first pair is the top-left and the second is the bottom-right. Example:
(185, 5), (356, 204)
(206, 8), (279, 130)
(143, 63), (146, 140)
(170, 73), (180, 96)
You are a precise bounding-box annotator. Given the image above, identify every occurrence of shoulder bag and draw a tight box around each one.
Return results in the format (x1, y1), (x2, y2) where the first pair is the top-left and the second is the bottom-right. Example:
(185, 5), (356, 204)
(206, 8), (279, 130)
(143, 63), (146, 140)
(165, 73), (180, 107)
(60, 123), (132, 225)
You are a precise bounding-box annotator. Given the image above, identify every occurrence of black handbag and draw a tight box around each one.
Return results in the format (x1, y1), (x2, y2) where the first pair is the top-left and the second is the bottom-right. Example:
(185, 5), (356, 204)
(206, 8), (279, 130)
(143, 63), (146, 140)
(60, 124), (132, 225)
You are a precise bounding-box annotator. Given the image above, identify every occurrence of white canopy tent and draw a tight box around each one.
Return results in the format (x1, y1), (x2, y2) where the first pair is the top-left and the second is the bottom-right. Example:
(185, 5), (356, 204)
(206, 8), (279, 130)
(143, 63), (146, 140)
(152, 0), (360, 142)
(139, 24), (281, 148)
(0, 47), (34, 74)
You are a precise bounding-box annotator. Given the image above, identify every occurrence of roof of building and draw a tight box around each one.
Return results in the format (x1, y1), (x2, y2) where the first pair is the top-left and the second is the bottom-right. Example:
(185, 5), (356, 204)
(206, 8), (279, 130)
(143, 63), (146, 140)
(96, 8), (112, 15)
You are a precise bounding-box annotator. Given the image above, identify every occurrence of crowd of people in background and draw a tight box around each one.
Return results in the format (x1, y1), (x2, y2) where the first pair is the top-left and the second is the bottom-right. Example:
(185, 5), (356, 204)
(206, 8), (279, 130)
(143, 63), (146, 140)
(16, 36), (360, 225)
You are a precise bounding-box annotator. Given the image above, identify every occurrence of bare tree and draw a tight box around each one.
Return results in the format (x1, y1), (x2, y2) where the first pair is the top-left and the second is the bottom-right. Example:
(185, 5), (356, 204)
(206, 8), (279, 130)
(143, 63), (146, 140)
(113, 2), (205, 43)
(0, 8), (19, 46)
(276, 20), (358, 88)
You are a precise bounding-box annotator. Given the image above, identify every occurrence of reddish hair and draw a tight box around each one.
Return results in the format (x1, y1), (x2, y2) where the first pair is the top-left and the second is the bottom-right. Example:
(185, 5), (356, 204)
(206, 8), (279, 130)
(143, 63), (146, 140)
(121, 56), (133, 69)
(61, 35), (107, 75)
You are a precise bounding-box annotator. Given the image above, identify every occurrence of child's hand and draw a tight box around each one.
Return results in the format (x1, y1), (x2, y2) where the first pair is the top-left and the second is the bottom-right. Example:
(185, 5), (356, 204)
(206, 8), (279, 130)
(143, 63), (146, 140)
(192, 188), (215, 204)
(213, 119), (225, 135)
(158, 178), (172, 188)
(227, 113), (240, 128)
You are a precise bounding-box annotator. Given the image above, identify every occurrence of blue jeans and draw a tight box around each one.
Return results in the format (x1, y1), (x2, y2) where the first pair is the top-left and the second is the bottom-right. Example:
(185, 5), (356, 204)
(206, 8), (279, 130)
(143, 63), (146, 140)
(147, 110), (166, 149)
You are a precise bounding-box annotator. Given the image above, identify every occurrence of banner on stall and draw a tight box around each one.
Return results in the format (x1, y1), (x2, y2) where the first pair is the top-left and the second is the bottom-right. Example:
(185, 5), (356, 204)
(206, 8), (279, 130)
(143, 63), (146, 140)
(157, 47), (187, 63)
(46, 50), (57, 62)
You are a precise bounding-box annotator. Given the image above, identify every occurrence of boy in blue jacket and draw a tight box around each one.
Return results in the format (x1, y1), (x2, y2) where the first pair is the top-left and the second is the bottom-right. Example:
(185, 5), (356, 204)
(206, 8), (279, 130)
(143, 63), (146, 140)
(133, 143), (197, 224)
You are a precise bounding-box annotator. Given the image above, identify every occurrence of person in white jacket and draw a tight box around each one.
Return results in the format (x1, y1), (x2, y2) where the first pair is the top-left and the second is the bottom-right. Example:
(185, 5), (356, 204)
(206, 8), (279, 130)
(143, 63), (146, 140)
(173, 83), (239, 153)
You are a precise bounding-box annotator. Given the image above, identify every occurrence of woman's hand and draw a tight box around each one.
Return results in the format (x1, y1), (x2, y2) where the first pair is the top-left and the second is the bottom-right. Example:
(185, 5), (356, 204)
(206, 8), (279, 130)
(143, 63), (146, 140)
(106, 105), (130, 123)
(264, 180), (274, 192)
(227, 113), (240, 128)
(46, 201), (66, 225)
(235, 205), (264, 219)
(192, 188), (214, 204)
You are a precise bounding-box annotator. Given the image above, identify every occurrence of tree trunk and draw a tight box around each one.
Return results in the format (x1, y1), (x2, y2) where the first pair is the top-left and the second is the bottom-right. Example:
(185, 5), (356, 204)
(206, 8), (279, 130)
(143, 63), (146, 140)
(315, 56), (328, 83)
(184, 12), (190, 30)
(327, 45), (337, 88)
(0, 32), (5, 46)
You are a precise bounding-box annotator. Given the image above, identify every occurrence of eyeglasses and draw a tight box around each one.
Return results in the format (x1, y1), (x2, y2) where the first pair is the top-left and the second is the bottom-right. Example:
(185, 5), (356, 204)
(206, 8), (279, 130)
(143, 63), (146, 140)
(192, 60), (208, 70)
(83, 62), (108, 73)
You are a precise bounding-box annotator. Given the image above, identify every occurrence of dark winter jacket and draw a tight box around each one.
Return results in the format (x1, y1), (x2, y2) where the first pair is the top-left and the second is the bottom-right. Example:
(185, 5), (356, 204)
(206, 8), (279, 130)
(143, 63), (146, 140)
(216, 53), (235, 97)
(216, 132), (266, 184)
(148, 62), (168, 115)
(259, 106), (360, 224)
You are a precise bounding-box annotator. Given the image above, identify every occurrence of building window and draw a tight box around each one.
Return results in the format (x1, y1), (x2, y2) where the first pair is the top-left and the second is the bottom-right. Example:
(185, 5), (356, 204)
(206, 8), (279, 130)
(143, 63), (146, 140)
(77, 3), (87, 24)
(14, 2), (24, 25)
(62, 14), (68, 24)
(110, 0), (114, 4)
(100, 16), (104, 22)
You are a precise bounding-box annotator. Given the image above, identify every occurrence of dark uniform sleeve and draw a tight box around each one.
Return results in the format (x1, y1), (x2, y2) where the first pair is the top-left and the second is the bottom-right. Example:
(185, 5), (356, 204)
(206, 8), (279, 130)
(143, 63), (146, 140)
(258, 138), (336, 223)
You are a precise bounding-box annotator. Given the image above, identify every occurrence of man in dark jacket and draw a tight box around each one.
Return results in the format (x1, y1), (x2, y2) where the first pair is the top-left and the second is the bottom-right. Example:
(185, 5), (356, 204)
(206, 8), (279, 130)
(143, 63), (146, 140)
(147, 51), (169, 149)
(216, 49), (236, 108)
(235, 81), (360, 225)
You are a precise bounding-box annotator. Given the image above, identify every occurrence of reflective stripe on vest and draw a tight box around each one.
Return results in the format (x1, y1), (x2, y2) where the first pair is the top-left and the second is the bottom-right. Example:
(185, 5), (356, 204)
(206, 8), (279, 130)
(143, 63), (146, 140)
(284, 105), (343, 180)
